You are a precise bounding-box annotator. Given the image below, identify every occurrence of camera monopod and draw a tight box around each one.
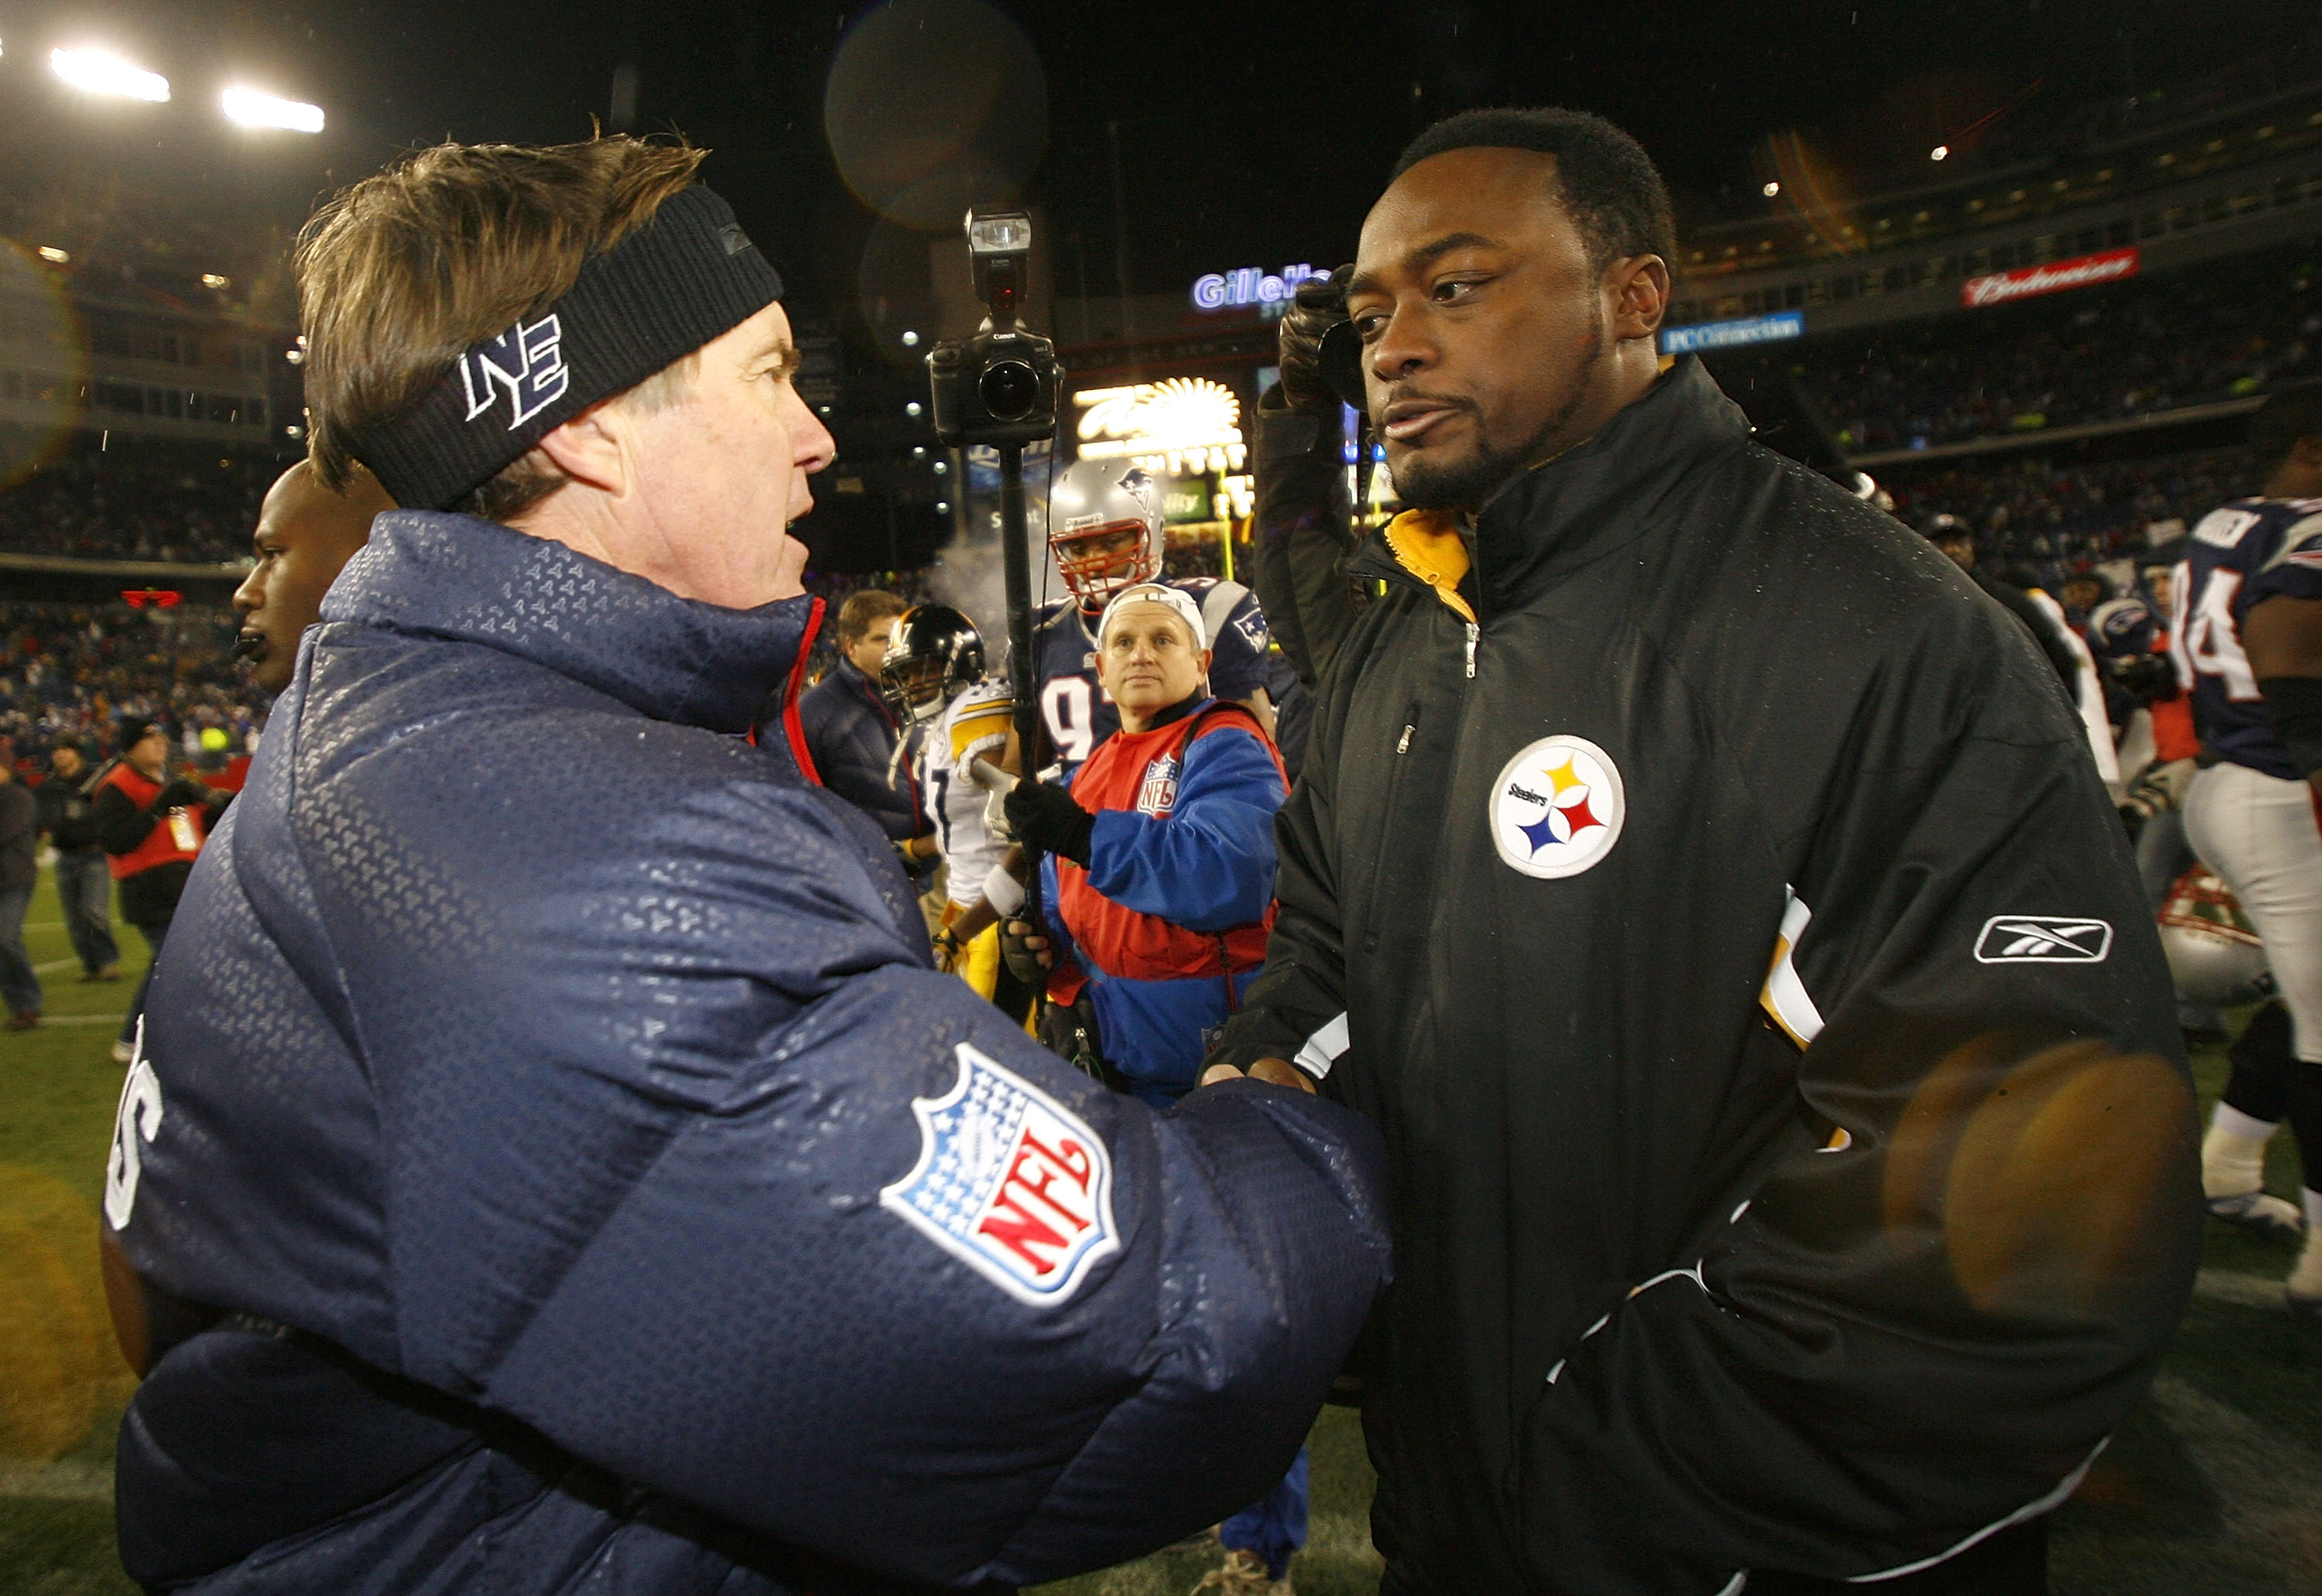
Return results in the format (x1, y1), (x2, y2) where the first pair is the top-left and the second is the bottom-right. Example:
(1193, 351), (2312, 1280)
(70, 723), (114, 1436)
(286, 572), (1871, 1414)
(925, 207), (1063, 774)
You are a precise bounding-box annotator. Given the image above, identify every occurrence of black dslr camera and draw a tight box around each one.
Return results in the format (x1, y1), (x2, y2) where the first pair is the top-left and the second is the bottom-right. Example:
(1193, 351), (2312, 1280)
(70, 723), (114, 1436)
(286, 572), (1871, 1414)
(926, 207), (1060, 448)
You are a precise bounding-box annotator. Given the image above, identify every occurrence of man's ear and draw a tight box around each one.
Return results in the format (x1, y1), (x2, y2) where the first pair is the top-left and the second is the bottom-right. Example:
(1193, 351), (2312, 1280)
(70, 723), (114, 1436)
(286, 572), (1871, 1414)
(1607, 255), (1670, 342)
(532, 402), (632, 496)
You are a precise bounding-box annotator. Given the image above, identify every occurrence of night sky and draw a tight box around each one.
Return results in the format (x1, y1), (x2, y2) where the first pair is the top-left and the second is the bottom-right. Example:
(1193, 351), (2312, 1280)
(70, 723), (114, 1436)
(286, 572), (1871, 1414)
(5, 0), (2318, 318)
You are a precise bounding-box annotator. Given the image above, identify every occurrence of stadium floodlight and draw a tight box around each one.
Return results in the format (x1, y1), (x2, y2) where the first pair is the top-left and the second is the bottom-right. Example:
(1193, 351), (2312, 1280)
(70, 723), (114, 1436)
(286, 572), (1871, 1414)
(51, 47), (170, 102)
(1930, 144), (1950, 161)
(36, 246), (68, 263)
(222, 87), (324, 132)
(1762, 181), (1780, 197)
(200, 273), (229, 289)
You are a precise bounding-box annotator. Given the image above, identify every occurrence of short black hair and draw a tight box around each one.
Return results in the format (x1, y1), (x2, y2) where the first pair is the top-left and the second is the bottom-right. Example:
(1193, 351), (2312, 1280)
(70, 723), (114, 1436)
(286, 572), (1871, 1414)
(1391, 108), (1676, 273)
(2248, 379), (2322, 468)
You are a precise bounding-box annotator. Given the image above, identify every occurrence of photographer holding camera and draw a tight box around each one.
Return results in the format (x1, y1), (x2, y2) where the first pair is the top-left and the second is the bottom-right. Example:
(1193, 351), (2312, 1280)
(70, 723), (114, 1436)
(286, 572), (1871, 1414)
(101, 138), (1389, 1596)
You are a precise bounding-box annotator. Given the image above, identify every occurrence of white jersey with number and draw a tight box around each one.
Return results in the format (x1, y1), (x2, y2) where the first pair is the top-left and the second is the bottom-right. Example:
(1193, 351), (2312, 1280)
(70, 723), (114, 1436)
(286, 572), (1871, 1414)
(916, 678), (1015, 909)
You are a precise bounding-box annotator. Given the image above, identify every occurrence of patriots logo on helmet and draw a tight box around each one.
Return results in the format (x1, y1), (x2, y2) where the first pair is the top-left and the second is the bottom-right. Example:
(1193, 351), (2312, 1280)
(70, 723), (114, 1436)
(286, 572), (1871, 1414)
(461, 314), (570, 430)
(1489, 735), (1625, 879)
(1114, 466), (1157, 511)
(880, 1044), (1119, 1307)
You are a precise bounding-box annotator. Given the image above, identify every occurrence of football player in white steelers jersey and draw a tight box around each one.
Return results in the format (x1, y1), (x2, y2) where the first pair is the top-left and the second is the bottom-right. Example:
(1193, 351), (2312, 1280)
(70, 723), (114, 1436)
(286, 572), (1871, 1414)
(879, 605), (1028, 1006)
(2173, 380), (2322, 1318)
(1034, 458), (1275, 774)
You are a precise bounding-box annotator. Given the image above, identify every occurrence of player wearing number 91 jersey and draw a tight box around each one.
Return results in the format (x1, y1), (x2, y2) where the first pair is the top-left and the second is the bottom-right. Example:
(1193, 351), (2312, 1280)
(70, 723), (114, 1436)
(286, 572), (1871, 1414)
(2171, 495), (2322, 781)
(1037, 458), (1272, 773)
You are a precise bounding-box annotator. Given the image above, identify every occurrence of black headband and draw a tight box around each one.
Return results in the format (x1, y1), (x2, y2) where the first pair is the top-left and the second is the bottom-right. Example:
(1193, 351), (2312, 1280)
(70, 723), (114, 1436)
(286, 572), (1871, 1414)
(349, 184), (784, 512)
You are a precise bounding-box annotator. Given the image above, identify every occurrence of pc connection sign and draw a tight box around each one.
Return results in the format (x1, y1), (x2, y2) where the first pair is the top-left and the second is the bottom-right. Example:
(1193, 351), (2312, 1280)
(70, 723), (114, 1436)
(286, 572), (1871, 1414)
(1961, 245), (2139, 308)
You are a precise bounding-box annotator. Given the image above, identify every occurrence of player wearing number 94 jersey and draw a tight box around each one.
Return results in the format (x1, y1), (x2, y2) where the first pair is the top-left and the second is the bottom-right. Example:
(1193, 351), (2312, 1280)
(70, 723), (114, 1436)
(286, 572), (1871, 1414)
(1036, 458), (1273, 772)
(2171, 379), (2322, 1319)
(2172, 493), (2322, 779)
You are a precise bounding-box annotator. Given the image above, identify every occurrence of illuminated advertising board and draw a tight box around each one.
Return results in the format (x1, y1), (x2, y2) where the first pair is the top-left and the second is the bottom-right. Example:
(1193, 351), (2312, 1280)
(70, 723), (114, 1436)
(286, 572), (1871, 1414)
(1190, 264), (1328, 312)
(1961, 246), (2139, 308)
(1659, 310), (1804, 355)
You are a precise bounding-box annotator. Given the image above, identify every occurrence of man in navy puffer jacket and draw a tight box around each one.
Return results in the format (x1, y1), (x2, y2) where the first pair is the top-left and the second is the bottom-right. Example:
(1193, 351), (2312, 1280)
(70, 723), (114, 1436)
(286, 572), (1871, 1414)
(99, 135), (1390, 1596)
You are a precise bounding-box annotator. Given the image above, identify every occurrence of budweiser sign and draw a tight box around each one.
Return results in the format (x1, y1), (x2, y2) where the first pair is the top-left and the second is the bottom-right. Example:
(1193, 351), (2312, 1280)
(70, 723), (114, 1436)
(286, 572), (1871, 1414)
(1961, 246), (2139, 308)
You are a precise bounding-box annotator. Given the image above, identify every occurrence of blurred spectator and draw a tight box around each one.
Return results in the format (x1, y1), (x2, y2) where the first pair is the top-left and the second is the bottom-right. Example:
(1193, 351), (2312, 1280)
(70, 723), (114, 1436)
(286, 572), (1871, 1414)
(797, 588), (929, 851)
(0, 748), (38, 1029)
(34, 741), (119, 981)
(798, 567), (934, 681)
(94, 717), (227, 1060)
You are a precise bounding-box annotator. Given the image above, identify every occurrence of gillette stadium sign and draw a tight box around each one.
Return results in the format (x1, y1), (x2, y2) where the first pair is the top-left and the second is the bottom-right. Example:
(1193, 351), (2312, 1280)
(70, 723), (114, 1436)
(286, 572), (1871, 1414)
(1961, 246), (2139, 309)
(1191, 264), (1329, 311)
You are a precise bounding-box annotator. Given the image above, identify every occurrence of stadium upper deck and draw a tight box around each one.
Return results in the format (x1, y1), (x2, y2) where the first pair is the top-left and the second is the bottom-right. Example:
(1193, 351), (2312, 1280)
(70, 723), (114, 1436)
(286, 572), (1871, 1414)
(1669, 65), (2322, 340)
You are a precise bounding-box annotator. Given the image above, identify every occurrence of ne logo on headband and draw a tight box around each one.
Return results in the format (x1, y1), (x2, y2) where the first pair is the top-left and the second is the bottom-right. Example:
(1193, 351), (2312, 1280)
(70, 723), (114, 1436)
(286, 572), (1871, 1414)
(461, 314), (570, 430)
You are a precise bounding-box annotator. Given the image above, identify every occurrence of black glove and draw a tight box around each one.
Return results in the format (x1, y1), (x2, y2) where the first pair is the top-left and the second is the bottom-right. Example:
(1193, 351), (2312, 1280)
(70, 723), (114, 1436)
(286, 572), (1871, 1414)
(2105, 651), (2178, 707)
(1000, 913), (1051, 985)
(1278, 262), (1357, 412)
(156, 776), (212, 810)
(1005, 781), (1095, 866)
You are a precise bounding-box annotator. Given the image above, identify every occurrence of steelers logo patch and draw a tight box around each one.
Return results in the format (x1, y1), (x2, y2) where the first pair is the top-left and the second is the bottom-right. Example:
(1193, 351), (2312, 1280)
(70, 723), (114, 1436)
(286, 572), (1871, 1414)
(1489, 735), (1625, 879)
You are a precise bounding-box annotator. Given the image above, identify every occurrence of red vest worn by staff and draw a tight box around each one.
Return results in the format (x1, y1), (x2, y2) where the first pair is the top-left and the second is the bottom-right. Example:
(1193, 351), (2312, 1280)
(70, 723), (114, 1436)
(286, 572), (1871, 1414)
(1054, 701), (1283, 988)
(100, 762), (207, 880)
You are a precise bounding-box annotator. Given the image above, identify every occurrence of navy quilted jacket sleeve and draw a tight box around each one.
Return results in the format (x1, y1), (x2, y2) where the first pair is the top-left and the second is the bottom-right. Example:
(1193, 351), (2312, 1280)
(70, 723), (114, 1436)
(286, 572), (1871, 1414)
(105, 516), (1391, 1594)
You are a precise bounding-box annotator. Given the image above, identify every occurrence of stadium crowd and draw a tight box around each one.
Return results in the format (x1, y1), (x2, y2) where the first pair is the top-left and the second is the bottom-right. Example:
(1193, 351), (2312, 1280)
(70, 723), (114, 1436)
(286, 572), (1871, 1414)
(0, 447), (269, 563)
(0, 599), (260, 773)
(1808, 245), (2322, 450)
(1884, 441), (2255, 571)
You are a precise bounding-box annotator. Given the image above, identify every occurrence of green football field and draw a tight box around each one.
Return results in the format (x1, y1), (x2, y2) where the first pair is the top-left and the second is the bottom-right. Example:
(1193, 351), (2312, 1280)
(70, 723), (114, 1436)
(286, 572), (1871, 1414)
(3, 862), (2317, 1596)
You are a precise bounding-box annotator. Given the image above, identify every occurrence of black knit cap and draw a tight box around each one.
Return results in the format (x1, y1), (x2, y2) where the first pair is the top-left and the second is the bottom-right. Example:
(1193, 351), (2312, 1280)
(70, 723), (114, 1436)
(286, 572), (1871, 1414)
(349, 184), (784, 512)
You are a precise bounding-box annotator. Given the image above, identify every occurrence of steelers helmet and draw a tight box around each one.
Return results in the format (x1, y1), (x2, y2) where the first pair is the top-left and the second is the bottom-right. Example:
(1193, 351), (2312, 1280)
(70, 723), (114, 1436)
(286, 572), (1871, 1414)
(2157, 868), (2274, 1008)
(1050, 458), (1165, 609)
(879, 604), (986, 726)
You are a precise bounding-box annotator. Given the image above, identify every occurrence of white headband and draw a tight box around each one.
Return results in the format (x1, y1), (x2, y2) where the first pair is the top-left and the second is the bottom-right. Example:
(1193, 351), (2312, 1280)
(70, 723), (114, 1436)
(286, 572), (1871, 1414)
(1096, 583), (1206, 650)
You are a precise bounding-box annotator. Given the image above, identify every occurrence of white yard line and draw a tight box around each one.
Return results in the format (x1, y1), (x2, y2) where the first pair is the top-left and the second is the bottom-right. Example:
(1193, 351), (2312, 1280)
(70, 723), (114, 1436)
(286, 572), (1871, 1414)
(2195, 1268), (2292, 1310)
(0, 1458), (111, 1502)
(14, 1013), (130, 1027)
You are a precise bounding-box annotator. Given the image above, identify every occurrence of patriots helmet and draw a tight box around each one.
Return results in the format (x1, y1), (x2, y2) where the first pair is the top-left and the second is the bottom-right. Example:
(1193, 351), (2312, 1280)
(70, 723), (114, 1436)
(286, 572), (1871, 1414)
(1050, 458), (1165, 611)
(2157, 868), (2274, 1008)
(879, 604), (986, 726)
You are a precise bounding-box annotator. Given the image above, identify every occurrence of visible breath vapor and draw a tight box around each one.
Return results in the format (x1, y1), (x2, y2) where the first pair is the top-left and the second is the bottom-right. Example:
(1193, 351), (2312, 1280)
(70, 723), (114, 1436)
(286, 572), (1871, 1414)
(926, 445), (1060, 673)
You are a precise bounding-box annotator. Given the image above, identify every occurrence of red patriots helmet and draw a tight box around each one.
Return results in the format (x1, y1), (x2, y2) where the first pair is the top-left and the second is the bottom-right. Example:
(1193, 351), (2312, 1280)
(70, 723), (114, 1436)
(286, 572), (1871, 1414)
(1050, 459), (1164, 611)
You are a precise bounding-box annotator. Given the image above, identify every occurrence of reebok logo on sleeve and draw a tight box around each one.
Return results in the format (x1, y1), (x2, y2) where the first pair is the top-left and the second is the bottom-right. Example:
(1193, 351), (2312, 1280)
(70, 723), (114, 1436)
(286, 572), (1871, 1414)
(1974, 916), (2113, 964)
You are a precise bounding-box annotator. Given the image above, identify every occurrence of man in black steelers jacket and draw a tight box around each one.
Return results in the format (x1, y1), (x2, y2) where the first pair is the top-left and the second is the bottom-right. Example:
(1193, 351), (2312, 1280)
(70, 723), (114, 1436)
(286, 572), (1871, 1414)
(1207, 108), (2200, 1595)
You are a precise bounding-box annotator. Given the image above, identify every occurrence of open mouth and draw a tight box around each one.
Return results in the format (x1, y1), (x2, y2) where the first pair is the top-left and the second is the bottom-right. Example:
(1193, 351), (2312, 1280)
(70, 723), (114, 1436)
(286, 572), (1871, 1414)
(231, 632), (267, 662)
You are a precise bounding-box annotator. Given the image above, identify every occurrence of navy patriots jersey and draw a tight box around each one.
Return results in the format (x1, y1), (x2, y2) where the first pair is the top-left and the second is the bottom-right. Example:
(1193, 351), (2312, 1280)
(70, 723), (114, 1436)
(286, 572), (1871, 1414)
(2171, 495), (2322, 780)
(1033, 577), (1271, 771)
